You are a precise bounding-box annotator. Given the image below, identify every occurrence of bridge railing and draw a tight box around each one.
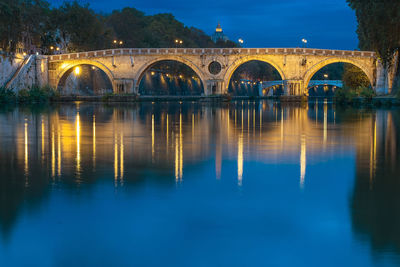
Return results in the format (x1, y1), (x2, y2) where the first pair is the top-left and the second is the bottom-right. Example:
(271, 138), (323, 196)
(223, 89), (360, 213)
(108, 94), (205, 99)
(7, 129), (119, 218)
(48, 48), (376, 61)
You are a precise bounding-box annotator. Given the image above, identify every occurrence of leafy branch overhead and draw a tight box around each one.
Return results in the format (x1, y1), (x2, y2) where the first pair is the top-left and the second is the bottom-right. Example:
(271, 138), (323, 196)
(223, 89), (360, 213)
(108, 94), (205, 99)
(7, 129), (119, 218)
(0, 0), (238, 54)
(347, 0), (400, 67)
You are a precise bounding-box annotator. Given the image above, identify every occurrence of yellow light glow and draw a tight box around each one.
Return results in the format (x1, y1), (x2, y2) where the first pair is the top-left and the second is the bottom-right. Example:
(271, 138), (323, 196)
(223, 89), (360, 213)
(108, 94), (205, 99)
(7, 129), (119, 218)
(74, 67), (81, 75)
(300, 134), (306, 188)
(238, 134), (243, 187)
(50, 46), (54, 50)
(24, 120), (29, 177)
(114, 134), (118, 183)
(152, 114), (155, 161)
(76, 113), (81, 176)
(56, 47), (60, 51)
(120, 133), (124, 184)
(93, 115), (96, 169)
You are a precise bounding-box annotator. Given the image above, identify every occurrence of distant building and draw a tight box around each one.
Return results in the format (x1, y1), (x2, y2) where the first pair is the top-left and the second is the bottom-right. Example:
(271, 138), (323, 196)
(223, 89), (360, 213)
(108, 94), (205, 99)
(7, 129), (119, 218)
(211, 23), (229, 43)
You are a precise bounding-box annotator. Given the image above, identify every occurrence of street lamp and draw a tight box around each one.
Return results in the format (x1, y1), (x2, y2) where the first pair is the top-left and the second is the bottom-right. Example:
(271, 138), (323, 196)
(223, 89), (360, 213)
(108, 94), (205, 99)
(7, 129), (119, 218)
(324, 74), (329, 79)
(238, 38), (244, 46)
(302, 38), (308, 48)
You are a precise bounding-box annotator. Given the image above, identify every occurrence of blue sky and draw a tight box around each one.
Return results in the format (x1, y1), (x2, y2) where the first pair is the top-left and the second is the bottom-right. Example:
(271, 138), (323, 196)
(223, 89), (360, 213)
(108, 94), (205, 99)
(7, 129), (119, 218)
(49, 0), (359, 50)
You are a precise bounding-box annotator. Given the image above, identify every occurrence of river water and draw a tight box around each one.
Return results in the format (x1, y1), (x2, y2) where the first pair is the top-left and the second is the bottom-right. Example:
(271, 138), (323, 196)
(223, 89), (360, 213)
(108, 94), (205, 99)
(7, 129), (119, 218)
(0, 101), (399, 266)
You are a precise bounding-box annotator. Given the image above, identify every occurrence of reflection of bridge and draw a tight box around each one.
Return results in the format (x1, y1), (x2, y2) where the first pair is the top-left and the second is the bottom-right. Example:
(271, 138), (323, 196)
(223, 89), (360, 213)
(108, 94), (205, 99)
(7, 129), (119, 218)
(262, 80), (343, 89)
(39, 47), (394, 96)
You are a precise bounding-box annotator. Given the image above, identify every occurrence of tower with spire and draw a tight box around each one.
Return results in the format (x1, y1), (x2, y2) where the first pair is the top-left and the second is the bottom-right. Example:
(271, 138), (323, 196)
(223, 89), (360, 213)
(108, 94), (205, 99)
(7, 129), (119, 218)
(211, 22), (229, 43)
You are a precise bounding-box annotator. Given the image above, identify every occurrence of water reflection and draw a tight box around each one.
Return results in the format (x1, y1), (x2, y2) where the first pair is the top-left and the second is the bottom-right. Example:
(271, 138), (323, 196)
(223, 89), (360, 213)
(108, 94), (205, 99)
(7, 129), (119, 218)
(0, 102), (400, 264)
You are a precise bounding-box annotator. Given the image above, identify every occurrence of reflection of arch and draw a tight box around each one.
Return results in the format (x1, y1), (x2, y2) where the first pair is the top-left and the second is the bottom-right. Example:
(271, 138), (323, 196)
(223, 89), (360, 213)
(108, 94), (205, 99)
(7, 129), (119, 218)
(56, 60), (115, 91)
(134, 56), (207, 91)
(223, 56), (286, 92)
(303, 58), (374, 90)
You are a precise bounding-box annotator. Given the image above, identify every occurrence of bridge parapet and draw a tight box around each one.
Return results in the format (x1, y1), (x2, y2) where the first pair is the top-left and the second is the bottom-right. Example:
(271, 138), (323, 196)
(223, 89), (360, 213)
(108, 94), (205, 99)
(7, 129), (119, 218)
(47, 48), (376, 62)
(45, 47), (388, 96)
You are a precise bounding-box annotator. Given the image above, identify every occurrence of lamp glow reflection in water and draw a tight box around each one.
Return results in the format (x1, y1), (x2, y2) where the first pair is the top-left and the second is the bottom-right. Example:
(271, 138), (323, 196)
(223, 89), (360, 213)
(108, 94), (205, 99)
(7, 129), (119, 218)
(76, 113), (81, 177)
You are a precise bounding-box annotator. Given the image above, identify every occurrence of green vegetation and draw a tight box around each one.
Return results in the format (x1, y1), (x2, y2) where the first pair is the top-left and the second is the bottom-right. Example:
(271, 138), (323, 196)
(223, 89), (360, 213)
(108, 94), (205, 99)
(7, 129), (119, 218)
(335, 86), (376, 104)
(0, 85), (58, 103)
(0, 0), (238, 54)
(347, 1), (400, 94)
(0, 87), (16, 102)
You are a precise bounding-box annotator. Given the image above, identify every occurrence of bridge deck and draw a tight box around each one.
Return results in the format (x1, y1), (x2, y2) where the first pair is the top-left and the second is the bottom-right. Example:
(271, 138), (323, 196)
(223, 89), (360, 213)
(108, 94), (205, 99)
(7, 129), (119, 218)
(48, 48), (376, 61)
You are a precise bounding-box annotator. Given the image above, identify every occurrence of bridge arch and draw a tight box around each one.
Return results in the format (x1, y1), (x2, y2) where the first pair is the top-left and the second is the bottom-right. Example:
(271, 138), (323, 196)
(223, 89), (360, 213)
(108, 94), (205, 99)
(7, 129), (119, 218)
(303, 58), (375, 91)
(134, 56), (207, 93)
(223, 56), (286, 93)
(56, 60), (115, 93)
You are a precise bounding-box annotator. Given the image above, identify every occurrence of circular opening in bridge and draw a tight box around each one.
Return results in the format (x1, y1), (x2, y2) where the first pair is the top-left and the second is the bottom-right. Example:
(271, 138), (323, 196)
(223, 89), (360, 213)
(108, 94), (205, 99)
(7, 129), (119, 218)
(209, 61), (222, 75)
(308, 63), (371, 97)
(138, 60), (204, 96)
(57, 64), (113, 96)
(228, 60), (283, 96)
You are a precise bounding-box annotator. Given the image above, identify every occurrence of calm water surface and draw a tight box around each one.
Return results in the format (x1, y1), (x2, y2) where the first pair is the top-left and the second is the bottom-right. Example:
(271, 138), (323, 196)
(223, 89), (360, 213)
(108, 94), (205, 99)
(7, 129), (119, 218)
(0, 101), (400, 266)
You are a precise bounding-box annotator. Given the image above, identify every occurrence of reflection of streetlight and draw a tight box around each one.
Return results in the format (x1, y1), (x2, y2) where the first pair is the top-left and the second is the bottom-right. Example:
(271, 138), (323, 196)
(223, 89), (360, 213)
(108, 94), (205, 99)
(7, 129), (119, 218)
(302, 38), (308, 48)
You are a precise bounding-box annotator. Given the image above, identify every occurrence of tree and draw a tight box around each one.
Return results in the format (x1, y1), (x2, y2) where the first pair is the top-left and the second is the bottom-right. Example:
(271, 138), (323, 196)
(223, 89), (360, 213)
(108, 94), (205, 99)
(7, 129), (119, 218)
(50, 1), (114, 53)
(347, 0), (400, 67)
(342, 64), (371, 89)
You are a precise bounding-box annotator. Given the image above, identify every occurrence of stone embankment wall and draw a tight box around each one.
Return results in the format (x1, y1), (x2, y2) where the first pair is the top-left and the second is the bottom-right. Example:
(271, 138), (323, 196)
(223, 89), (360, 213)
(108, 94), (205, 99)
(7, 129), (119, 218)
(0, 53), (25, 87)
(0, 53), (48, 90)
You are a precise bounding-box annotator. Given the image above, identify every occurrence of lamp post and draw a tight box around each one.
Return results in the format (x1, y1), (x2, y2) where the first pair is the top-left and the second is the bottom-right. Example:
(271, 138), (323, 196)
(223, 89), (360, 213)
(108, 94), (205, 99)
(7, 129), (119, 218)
(175, 39), (183, 48)
(238, 38), (244, 47)
(302, 38), (308, 48)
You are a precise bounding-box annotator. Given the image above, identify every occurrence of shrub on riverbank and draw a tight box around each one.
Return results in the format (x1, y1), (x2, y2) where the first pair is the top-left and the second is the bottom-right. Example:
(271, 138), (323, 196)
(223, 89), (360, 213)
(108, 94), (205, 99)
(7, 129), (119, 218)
(0, 87), (16, 103)
(335, 86), (375, 103)
(17, 85), (59, 103)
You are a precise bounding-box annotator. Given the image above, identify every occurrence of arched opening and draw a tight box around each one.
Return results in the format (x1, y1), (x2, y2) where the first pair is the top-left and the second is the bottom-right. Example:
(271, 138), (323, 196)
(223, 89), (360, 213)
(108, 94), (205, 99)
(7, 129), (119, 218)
(138, 60), (204, 96)
(57, 64), (113, 96)
(228, 60), (283, 96)
(307, 62), (372, 97)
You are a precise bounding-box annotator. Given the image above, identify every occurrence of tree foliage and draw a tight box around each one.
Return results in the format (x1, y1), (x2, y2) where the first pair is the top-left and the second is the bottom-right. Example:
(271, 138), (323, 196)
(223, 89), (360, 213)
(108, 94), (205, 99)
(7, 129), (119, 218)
(0, 1), (238, 54)
(343, 64), (371, 89)
(347, 0), (400, 67)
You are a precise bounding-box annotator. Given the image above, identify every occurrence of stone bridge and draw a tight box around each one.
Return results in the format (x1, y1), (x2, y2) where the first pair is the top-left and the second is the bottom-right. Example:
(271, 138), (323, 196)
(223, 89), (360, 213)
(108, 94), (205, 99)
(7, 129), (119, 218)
(43, 47), (393, 96)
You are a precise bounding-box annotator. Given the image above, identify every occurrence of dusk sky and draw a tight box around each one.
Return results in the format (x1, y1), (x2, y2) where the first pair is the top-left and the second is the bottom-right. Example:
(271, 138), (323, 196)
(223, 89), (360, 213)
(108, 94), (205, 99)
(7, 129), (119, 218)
(49, 0), (359, 50)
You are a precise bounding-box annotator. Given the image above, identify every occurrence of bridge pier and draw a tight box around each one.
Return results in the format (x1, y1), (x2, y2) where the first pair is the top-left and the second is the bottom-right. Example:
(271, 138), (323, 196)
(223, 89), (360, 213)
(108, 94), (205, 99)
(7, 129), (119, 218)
(283, 80), (305, 96)
(113, 79), (135, 94)
(206, 79), (224, 96)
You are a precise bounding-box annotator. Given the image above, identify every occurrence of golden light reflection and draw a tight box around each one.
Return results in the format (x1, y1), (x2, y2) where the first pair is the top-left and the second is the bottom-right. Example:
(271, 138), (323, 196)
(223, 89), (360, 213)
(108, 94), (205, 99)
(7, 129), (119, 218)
(152, 114), (155, 162)
(93, 115), (96, 169)
(175, 134), (179, 182)
(76, 113), (81, 176)
(324, 99), (328, 143)
(120, 133), (124, 185)
(300, 134), (307, 189)
(179, 113), (183, 180)
(41, 118), (45, 161)
(166, 114), (169, 153)
(114, 134), (118, 183)
(238, 133), (243, 187)
(51, 127), (55, 178)
(58, 126), (61, 177)
(24, 120), (28, 177)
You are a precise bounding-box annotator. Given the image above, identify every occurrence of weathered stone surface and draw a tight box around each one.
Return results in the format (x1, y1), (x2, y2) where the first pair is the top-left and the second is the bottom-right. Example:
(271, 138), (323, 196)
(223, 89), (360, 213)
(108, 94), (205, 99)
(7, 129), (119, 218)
(7, 48), (394, 96)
